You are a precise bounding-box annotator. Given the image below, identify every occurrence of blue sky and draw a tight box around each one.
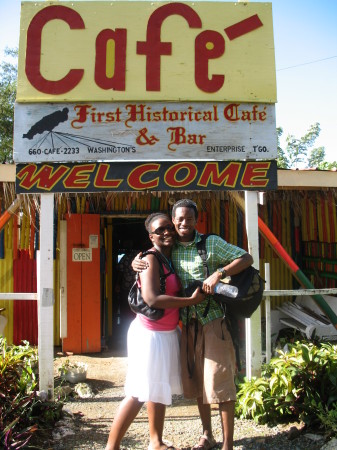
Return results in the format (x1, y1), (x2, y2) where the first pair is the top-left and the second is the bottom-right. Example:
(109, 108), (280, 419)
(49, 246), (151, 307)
(1, 0), (336, 162)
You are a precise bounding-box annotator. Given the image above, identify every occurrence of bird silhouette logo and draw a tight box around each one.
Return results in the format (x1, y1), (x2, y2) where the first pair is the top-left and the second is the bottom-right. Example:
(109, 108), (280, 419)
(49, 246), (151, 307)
(23, 107), (69, 140)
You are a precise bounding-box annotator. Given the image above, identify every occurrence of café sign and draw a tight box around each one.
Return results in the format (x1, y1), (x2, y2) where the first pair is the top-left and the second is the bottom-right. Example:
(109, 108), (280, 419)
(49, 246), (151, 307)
(14, 102), (277, 163)
(17, 1), (276, 102)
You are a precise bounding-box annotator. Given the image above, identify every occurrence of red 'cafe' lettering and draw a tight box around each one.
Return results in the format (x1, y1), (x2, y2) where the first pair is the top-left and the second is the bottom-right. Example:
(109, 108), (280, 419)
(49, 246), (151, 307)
(16, 161), (276, 193)
(25, 6), (85, 95)
(24, 3), (264, 95)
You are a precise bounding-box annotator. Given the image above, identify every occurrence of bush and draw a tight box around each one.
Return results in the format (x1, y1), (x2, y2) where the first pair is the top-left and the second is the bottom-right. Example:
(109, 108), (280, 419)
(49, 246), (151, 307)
(0, 338), (63, 449)
(236, 340), (337, 435)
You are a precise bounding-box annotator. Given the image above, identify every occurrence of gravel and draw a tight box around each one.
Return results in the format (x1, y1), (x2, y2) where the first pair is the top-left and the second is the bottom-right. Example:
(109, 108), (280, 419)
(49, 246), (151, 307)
(33, 349), (329, 450)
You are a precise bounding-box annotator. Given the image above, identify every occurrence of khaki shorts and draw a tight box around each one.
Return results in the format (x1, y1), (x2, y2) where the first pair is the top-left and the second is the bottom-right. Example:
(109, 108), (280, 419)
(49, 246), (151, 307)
(180, 317), (236, 404)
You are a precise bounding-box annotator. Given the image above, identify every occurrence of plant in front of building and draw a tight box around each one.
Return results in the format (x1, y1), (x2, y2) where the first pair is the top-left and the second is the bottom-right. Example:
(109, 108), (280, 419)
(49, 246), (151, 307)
(0, 338), (38, 448)
(236, 340), (337, 437)
(234, 376), (270, 423)
(58, 359), (88, 384)
(58, 359), (88, 376)
(0, 338), (63, 449)
(316, 402), (337, 438)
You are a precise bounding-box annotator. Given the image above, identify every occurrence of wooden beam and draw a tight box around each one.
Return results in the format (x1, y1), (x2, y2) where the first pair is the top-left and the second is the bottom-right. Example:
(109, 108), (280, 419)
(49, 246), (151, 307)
(37, 193), (55, 399)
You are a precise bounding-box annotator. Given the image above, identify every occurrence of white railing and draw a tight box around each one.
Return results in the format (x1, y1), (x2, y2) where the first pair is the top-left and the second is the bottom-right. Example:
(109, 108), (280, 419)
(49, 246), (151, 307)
(264, 288), (337, 296)
(2, 270), (337, 377)
(0, 293), (37, 300)
(263, 263), (337, 363)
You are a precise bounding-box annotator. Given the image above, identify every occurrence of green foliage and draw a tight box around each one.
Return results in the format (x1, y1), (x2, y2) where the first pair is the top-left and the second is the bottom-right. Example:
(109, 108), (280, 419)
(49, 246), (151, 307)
(276, 127), (288, 169)
(0, 338), (63, 449)
(317, 403), (337, 436)
(234, 376), (270, 422)
(316, 160), (337, 170)
(236, 341), (337, 434)
(277, 123), (337, 169)
(308, 146), (326, 168)
(58, 358), (88, 376)
(0, 47), (17, 163)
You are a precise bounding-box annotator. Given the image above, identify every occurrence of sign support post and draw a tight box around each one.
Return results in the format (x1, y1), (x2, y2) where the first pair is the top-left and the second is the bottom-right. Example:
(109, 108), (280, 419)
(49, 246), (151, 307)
(37, 193), (55, 398)
(244, 191), (262, 378)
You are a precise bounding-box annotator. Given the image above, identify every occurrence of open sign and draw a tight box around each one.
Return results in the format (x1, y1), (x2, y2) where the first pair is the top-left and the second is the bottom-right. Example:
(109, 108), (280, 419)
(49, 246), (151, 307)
(72, 248), (92, 262)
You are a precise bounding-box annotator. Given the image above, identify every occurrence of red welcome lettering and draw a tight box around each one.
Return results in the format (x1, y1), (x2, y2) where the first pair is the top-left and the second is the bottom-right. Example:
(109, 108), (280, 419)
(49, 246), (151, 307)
(94, 164), (123, 188)
(241, 162), (270, 188)
(198, 162), (241, 187)
(16, 164), (69, 191)
(164, 162), (197, 187)
(128, 164), (160, 190)
(63, 164), (95, 189)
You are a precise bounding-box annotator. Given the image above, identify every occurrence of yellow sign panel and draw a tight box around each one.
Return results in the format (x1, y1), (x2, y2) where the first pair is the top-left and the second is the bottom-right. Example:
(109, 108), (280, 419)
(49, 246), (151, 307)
(17, 1), (276, 103)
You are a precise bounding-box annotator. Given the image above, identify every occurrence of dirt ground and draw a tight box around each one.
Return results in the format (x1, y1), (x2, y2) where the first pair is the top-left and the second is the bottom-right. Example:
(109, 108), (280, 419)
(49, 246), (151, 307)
(36, 346), (325, 450)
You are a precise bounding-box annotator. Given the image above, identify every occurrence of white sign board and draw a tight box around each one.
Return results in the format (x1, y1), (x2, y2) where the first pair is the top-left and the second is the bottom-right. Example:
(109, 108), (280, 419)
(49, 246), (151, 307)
(89, 235), (98, 249)
(72, 248), (92, 262)
(14, 102), (277, 163)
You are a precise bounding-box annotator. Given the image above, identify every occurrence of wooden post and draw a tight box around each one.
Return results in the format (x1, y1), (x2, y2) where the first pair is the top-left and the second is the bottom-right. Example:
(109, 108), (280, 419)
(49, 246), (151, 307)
(244, 191), (262, 378)
(60, 220), (67, 339)
(265, 263), (271, 363)
(37, 193), (55, 399)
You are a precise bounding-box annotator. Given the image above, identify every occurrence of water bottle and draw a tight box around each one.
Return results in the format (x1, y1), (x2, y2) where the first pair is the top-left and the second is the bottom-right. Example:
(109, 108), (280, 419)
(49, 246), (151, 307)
(214, 282), (238, 298)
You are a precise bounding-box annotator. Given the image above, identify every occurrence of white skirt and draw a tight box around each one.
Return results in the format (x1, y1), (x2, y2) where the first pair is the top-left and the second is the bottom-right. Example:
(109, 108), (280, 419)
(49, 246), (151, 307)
(124, 317), (183, 405)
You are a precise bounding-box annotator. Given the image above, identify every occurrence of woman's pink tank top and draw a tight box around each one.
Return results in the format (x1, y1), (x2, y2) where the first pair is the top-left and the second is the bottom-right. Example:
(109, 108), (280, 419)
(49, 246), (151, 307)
(138, 263), (181, 331)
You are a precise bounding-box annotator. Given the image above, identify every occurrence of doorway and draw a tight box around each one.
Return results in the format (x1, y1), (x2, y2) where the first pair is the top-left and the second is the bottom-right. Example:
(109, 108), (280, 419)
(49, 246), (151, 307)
(61, 214), (151, 353)
(108, 217), (151, 349)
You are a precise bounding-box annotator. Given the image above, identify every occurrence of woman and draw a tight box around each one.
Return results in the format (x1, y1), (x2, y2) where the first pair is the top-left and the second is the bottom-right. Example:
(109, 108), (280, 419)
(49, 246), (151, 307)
(105, 212), (204, 450)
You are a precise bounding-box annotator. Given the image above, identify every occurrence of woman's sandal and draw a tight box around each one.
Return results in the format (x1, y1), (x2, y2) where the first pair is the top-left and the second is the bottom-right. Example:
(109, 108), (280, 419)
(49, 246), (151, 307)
(191, 434), (217, 450)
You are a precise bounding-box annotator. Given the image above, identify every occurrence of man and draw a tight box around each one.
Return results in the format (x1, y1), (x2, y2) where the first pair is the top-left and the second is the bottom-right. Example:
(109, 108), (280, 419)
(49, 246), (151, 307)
(133, 199), (253, 450)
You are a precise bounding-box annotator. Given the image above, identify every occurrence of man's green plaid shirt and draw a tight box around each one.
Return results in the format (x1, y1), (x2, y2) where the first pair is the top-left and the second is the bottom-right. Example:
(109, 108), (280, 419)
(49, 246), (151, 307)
(171, 231), (247, 325)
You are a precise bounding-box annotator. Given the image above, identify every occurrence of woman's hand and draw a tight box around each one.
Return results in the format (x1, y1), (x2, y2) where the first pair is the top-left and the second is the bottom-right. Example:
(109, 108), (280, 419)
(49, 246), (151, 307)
(131, 252), (149, 272)
(190, 287), (205, 304)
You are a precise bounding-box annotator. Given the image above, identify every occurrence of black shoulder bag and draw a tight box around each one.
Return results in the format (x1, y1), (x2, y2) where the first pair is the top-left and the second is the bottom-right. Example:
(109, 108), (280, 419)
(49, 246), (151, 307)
(187, 233), (265, 319)
(128, 250), (171, 321)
